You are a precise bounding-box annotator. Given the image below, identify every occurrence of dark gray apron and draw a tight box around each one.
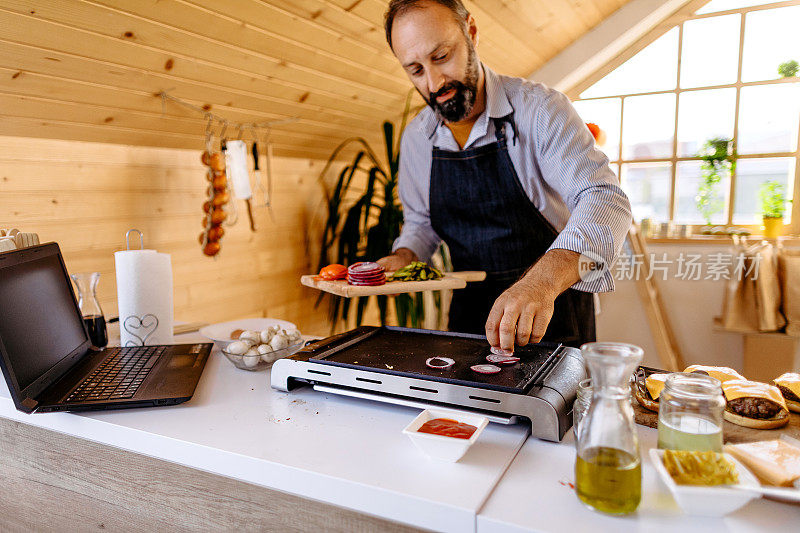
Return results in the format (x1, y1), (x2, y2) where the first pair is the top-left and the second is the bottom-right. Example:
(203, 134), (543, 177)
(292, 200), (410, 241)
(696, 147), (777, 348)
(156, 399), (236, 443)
(429, 115), (595, 347)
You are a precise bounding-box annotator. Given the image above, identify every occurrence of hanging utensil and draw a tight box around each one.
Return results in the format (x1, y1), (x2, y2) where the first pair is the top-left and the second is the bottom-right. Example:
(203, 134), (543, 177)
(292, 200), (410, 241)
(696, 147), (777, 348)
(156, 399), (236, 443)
(247, 128), (274, 222)
(249, 138), (268, 230)
(251, 139), (267, 207)
(219, 121), (238, 227)
(242, 136), (256, 233)
(263, 129), (275, 221)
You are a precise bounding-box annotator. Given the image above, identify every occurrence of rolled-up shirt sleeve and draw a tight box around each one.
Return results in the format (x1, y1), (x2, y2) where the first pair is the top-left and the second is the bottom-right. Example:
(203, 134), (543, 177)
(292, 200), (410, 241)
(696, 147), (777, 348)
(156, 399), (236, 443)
(535, 90), (633, 292)
(392, 131), (442, 262)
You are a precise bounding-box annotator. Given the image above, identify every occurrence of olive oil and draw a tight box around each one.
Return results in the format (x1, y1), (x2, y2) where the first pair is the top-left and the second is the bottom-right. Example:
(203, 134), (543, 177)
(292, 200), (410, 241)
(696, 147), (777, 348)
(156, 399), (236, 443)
(575, 446), (641, 514)
(657, 413), (723, 452)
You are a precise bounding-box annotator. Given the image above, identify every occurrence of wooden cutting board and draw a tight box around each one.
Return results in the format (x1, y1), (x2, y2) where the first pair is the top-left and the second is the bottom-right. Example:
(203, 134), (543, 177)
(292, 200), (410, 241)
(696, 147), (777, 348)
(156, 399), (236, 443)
(633, 401), (800, 444)
(300, 271), (486, 298)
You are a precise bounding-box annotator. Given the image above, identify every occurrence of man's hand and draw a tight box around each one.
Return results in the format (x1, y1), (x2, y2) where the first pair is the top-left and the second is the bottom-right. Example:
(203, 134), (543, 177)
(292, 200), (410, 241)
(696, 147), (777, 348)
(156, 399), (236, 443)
(376, 247), (417, 272)
(485, 249), (582, 350)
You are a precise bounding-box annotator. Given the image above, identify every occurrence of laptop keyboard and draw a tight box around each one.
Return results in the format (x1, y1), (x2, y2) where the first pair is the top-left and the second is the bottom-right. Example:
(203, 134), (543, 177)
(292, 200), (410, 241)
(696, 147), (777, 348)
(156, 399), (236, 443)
(66, 346), (167, 403)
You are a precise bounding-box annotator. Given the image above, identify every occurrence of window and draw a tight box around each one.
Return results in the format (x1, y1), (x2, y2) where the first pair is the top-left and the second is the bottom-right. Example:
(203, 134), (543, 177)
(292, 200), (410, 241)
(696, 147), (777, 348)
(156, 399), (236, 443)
(570, 1), (800, 230)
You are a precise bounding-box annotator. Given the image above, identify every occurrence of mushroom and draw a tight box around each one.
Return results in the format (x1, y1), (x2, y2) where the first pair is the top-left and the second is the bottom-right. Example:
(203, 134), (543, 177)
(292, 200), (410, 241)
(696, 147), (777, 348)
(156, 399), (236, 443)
(239, 330), (261, 344)
(257, 343), (272, 354)
(225, 340), (251, 355)
(259, 328), (275, 344)
(258, 343), (276, 363)
(270, 334), (289, 351)
(284, 328), (302, 342)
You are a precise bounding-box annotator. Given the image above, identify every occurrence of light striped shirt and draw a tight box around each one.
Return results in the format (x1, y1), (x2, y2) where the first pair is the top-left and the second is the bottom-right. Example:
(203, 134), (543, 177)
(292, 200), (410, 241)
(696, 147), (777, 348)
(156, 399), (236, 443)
(392, 64), (632, 292)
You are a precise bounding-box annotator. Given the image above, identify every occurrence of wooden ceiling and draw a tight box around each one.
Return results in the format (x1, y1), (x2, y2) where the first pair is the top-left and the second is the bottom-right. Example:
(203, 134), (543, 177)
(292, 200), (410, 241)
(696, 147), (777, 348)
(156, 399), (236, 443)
(0, 0), (631, 160)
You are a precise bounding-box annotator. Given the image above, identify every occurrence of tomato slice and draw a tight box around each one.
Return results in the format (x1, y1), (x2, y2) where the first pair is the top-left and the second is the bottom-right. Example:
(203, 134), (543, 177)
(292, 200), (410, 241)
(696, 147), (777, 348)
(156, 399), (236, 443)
(319, 264), (347, 280)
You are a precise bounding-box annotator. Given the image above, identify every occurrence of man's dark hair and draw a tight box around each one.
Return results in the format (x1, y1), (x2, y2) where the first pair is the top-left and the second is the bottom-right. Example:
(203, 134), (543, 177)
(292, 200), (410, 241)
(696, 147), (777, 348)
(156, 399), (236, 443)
(384, 0), (470, 50)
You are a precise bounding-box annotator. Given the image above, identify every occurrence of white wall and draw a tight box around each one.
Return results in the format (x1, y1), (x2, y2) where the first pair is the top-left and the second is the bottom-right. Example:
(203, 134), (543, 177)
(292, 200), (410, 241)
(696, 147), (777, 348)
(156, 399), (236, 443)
(596, 242), (746, 371)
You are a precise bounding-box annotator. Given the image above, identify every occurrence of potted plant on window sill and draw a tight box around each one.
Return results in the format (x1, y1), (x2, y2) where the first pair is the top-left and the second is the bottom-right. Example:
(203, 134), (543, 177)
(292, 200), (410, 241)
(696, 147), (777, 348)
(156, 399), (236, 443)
(778, 59), (798, 79)
(759, 180), (787, 239)
(696, 137), (735, 234)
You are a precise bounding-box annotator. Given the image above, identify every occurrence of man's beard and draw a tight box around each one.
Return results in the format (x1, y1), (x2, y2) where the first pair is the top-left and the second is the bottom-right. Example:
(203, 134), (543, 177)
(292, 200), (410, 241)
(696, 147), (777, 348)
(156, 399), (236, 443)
(425, 41), (480, 123)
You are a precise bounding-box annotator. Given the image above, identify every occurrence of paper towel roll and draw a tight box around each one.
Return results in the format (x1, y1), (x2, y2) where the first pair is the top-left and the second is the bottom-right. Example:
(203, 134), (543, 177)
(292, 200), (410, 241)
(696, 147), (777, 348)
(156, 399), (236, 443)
(114, 249), (173, 346)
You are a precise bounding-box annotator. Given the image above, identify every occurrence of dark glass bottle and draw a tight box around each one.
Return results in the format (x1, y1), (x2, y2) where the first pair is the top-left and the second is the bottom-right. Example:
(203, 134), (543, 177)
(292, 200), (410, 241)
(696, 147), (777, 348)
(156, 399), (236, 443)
(70, 272), (108, 348)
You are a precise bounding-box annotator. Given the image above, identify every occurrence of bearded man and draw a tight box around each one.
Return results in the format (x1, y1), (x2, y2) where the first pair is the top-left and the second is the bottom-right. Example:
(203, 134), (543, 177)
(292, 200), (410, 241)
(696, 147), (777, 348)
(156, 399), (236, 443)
(377, 0), (632, 350)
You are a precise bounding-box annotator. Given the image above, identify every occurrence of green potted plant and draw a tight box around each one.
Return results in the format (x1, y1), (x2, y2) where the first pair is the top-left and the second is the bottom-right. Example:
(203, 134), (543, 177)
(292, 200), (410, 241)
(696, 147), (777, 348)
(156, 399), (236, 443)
(696, 137), (735, 231)
(312, 93), (450, 331)
(778, 59), (799, 78)
(759, 180), (787, 238)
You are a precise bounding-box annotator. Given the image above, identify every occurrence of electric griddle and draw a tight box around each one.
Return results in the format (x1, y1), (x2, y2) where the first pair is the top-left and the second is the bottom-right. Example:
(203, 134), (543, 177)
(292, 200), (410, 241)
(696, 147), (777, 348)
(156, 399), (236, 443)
(271, 326), (585, 441)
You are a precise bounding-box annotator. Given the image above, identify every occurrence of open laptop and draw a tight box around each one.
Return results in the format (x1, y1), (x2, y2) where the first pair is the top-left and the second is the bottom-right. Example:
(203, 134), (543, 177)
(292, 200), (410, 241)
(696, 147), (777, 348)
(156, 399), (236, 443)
(0, 242), (212, 414)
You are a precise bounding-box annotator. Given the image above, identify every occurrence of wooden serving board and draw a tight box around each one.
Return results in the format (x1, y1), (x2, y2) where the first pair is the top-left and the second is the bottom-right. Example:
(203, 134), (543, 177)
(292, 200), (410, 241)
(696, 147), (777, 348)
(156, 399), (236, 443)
(633, 400), (800, 444)
(300, 271), (485, 298)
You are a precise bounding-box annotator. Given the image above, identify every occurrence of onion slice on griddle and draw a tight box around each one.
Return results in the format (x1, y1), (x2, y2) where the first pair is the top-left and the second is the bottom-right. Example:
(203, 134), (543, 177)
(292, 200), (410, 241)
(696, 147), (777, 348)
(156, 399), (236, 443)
(490, 346), (515, 357)
(486, 354), (520, 365)
(471, 364), (501, 374)
(425, 357), (455, 370)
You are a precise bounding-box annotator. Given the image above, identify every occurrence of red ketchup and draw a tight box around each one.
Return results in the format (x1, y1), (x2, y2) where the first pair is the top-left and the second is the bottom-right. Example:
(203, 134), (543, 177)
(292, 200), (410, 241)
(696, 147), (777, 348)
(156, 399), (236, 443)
(417, 418), (477, 439)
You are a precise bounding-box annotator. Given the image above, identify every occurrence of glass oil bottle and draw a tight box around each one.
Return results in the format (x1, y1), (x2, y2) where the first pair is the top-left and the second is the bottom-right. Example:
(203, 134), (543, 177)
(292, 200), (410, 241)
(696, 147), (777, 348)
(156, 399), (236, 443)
(575, 342), (643, 515)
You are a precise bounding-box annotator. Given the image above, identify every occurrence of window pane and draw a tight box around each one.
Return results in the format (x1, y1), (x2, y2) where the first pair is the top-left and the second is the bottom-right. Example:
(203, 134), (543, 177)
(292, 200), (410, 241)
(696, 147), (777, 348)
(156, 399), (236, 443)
(742, 6), (800, 82)
(696, 1), (774, 15)
(674, 161), (730, 224)
(621, 162), (671, 222)
(733, 157), (795, 224)
(677, 88), (736, 157)
(580, 28), (678, 98)
(622, 94), (676, 160)
(572, 98), (621, 161)
(737, 83), (800, 154)
(680, 15), (740, 88)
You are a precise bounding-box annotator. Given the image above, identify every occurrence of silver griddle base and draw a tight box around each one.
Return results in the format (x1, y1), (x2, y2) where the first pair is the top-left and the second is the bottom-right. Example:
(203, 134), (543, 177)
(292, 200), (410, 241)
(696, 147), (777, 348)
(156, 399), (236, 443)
(270, 346), (585, 442)
(313, 383), (519, 425)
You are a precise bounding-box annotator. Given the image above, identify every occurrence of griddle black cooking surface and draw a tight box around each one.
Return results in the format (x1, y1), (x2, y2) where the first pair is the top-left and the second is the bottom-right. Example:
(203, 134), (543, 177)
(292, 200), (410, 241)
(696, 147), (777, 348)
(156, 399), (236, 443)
(307, 326), (561, 394)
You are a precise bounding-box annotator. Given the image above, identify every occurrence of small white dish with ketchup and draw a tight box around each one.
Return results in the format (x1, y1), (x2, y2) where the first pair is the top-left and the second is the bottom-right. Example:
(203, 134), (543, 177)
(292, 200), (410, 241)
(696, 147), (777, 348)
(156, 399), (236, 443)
(403, 408), (488, 462)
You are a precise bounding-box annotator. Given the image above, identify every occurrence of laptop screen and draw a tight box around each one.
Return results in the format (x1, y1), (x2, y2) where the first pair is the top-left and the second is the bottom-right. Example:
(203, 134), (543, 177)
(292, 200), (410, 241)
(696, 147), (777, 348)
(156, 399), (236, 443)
(0, 250), (88, 391)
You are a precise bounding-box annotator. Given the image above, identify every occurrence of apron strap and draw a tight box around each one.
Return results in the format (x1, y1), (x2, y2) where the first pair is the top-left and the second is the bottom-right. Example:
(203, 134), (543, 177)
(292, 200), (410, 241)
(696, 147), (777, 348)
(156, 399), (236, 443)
(492, 115), (518, 146)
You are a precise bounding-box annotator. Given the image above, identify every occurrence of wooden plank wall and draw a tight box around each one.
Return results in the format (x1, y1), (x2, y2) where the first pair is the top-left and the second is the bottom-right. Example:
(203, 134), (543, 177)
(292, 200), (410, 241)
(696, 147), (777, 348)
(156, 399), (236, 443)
(0, 0), (632, 155)
(0, 135), (354, 336)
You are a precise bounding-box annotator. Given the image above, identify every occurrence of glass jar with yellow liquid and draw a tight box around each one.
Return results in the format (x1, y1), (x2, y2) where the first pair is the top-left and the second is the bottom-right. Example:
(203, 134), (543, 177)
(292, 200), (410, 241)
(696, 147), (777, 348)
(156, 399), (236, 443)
(575, 343), (643, 515)
(657, 373), (725, 452)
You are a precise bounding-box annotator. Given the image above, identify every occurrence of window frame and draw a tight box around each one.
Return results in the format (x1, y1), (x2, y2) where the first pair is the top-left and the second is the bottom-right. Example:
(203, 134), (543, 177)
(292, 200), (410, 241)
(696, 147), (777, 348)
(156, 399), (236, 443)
(567, 0), (800, 233)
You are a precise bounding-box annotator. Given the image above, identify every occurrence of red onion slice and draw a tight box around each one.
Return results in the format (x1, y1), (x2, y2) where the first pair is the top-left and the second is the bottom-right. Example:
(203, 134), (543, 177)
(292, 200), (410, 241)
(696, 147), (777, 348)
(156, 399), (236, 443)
(425, 357), (455, 369)
(347, 278), (386, 286)
(471, 364), (501, 374)
(486, 354), (520, 365)
(347, 273), (387, 281)
(348, 262), (384, 274)
(490, 346), (515, 357)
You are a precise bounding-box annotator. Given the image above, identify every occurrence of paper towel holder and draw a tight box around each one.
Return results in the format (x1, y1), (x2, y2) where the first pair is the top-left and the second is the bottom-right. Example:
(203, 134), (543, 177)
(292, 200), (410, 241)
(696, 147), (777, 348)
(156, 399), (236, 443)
(126, 229), (144, 250)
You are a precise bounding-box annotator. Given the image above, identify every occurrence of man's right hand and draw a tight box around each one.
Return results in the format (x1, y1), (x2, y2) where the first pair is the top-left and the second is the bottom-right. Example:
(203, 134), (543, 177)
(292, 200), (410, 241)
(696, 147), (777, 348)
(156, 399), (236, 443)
(376, 248), (417, 272)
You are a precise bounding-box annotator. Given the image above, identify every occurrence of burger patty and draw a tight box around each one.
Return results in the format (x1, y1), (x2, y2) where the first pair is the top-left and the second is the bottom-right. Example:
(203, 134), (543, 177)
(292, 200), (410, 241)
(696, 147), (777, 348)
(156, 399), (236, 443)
(727, 397), (783, 419)
(778, 384), (800, 402)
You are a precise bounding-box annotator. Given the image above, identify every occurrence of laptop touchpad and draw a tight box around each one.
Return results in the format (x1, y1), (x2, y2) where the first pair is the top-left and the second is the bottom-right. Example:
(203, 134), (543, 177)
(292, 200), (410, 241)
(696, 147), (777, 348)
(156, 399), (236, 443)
(167, 354), (199, 369)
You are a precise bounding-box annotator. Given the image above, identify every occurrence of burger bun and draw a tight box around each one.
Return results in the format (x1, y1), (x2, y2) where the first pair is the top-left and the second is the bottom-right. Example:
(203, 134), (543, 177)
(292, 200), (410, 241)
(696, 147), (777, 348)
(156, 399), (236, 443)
(723, 409), (789, 429)
(631, 382), (659, 412)
(784, 398), (800, 414)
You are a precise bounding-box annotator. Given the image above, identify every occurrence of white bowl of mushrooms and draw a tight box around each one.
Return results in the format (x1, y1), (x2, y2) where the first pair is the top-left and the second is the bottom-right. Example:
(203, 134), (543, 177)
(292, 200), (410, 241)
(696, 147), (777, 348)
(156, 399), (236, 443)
(221, 325), (304, 371)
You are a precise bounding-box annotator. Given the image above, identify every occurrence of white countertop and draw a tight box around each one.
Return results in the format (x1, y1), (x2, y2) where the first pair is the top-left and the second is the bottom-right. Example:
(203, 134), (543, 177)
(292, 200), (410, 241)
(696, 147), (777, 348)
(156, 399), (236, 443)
(478, 426), (800, 533)
(0, 332), (529, 533)
(2, 331), (799, 532)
